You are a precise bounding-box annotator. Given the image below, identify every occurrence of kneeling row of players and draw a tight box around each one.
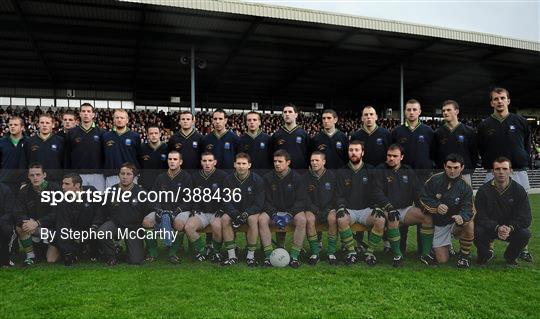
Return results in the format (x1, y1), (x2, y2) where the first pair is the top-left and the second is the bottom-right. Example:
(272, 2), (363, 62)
(3, 146), (532, 268)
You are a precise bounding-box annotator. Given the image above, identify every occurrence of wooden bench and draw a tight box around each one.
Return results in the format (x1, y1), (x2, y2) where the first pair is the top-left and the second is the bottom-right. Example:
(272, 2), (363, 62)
(202, 223), (368, 233)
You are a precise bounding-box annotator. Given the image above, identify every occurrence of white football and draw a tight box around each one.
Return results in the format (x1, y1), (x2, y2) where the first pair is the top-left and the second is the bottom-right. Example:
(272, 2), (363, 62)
(269, 248), (290, 267)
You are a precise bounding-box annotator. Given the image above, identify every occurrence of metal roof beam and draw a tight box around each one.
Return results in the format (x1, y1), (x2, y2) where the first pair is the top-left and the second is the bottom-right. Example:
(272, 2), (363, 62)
(10, 0), (55, 86)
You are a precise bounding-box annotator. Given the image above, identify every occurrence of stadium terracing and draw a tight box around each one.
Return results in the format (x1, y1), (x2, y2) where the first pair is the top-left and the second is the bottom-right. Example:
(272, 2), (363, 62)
(0, 0), (539, 116)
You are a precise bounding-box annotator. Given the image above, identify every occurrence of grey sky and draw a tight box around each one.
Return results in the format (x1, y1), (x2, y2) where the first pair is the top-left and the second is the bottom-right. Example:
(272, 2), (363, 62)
(247, 0), (540, 42)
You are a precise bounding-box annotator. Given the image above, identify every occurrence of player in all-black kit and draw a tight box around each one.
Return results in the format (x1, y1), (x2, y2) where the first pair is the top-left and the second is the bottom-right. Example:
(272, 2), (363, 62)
(311, 109), (348, 169)
(350, 106), (391, 167)
(168, 111), (203, 171)
(303, 151), (338, 265)
(54, 173), (100, 266)
(335, 140), (384, 266)
(24, 113), (64, 183)
(202, 109), (239, 170)
(270, 104), (310, 170)
(259, 150), (308, 268)
(0, 116), (27, 194)
(419, 154), (474, 268)
(238, 111), (272, 172)
(433, 100), (477, 185)
(475, 157), (532, 266)
(57, 110), (77, 139)
(139, 126), (168, 191)
(64, 103), (105, 190)
(0, 182), (14, 267)
(146, 151), (193, 264)
(350, 106), (391, 251)
(477, 88), (533, 262)
(373, 144), (436, 267)
(221, 153), (265, 266)
(94, 163), (151, 266)
(13, 164), (62, 266)
(391, 99), (434, 254)
(183, 152), (228, 262)
(102, 109), (141, 188)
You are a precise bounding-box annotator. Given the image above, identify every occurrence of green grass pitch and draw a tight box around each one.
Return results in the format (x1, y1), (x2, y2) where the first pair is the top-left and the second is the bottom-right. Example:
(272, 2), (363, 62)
(1, 196), (539, 318)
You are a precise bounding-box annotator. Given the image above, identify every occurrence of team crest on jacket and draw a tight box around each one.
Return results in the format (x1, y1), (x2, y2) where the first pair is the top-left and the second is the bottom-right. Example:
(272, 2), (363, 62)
(362, 176), (368, 184)
(458, 135), (465, 143)
(324, 182), (332, 190)
(260, 142), (265, 149)
(212, 183), (219, 190)
(51, 144), (58, 151)
(287, 183), (293, 189)
(436, 193), (442, 199)
(336, 141), (342, 149)
(161, 154), (167, 161)
(296, 137), (302, 144)
(418, 135), (425, 143)
(93, 135), (100, 142)
(224, 142), (230, 150)
(454, 197), (460, 205)
(402, 175), (408, 183)
(509, 125), (516, 132)
(376, 138), (383, 145)
(125, 139), (132, 146)
(192, 141), (198, 148)
(247, 186), (252, 193)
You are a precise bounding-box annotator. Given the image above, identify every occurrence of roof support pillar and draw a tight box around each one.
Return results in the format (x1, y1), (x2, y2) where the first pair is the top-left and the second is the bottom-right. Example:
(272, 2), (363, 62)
(190, 46), (196, 115)
(400, 63), (404, 124)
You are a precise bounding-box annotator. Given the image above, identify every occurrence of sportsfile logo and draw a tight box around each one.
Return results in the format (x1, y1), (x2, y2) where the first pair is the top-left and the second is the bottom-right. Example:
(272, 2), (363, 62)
(40, 187), (242, 206)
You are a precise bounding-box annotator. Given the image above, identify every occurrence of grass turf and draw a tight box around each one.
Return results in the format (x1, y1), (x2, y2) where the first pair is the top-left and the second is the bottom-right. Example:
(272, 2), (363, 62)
(1, 197), (539, 318)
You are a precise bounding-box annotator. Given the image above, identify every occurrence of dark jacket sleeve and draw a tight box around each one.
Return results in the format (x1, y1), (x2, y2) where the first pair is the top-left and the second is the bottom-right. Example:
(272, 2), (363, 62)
(223, 177), (239, 217)
(372, 168), (392, 210)
(474, 186), (498, 231)
(335, 170), (347, 208)
(419, 176), (440, 214)
(509, 186), (532, 230)
(458, 182), (474, 222)
(245, 175), (265, 216)
(263, 176), (276, 216)
(467, 126), (479, 169)
(291, 173), (308, 215)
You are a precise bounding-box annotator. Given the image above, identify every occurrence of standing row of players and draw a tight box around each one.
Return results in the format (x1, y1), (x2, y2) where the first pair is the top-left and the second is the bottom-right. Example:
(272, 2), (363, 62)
(0, 145), (531, 268)
(0, 87), (534, 264)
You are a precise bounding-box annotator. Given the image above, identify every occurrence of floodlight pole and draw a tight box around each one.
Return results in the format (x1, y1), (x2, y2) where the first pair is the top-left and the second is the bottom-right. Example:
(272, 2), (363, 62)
(190, 46), (195, 115)
(400, 63), (404, 124)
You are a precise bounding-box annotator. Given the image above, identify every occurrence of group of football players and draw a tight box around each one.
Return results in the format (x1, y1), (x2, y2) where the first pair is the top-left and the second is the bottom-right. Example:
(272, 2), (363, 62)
(0, 87), (533, 268)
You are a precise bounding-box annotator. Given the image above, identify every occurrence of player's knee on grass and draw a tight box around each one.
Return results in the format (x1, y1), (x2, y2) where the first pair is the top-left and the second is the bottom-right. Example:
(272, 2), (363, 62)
(305, 212), (316, 226)
(142, 213), (155, 228)
(247, 214), (258, 227)
(46, 245), (60, 263)
(173, 219), (185, 231)
(184, 219), (199, 235)
(258, 213), (270, 228)
(221, 214), (231, 227)
(434, 247), (450, 263)
(372, 216), (385, 233)
(293, 213), (307, 227)
(337, 214), (350, 230)
(327, 211), (336, 225)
